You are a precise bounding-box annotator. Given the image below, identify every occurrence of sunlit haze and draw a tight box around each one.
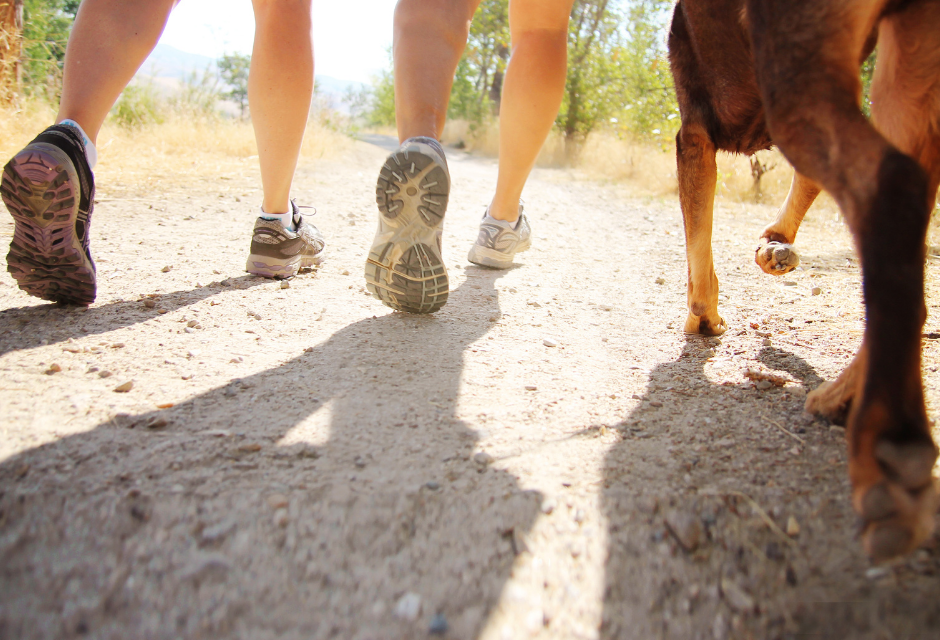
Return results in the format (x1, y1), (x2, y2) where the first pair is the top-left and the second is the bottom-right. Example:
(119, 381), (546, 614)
(158, 0), (395, 83)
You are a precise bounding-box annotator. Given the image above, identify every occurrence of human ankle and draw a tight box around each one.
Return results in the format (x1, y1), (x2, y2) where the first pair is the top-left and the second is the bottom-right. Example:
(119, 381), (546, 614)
(260, 205), (296, 231)
(57, 119), (98, 169)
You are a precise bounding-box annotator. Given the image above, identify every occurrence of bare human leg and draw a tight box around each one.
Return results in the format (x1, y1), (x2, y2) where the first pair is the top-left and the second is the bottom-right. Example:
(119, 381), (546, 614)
(249, 0), (314, 216)
(487, 0), (573, 222)
(56, 0), (180, 142)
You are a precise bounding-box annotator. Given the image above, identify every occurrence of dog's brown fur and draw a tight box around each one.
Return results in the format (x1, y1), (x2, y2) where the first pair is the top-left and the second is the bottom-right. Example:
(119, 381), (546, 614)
(669, 0), (829, 336)
(670, 0), (940, 562)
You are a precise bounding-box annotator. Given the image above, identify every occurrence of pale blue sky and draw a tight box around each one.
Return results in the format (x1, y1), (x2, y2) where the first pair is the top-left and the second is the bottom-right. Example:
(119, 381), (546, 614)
(159, 0), (396, 83)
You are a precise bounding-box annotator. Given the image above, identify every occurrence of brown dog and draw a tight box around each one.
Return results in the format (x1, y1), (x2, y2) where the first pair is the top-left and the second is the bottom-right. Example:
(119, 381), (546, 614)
(670, 0), (940, 562)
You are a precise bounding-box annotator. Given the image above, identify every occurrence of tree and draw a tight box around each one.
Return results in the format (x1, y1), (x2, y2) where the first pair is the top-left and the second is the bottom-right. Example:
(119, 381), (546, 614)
(0, 0), (24, 100)
(456, 0), (509, 118)
(217, 53), (250, 118)
(559, 0), (677, 157)
(18, 0), (79, 98)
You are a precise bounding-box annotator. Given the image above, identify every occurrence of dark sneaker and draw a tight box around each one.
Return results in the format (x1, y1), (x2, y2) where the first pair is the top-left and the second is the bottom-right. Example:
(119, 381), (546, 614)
(467, 204), (532, 269)
(366, 136), (449, 313)
(1, 124), (97, 305)
(245, 201), (325, 278)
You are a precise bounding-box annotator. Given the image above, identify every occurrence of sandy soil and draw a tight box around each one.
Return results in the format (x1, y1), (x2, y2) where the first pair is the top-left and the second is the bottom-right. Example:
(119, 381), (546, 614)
(2, 135), (940, 640)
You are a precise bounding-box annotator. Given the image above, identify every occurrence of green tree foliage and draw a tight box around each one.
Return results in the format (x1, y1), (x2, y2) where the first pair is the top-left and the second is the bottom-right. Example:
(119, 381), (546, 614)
(560, 0), (677, 155)
(450, 0), (509, 121)
(20, 0), (78, 98)
(367, 62), (396, 127)
(217, 53), (250, 118)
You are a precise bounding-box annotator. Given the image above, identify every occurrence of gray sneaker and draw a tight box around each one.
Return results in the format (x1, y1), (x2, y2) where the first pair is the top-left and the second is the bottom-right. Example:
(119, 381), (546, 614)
(467, 205), (531, 269)
(245, 201), (325, 279)
(366, 136), (450, 314)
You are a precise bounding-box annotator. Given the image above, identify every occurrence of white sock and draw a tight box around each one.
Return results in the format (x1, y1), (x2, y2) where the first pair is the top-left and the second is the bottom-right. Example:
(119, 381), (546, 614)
(58, 119), (98, 170)
(260, 206), (296, 232)
(484, 212), (521, 230)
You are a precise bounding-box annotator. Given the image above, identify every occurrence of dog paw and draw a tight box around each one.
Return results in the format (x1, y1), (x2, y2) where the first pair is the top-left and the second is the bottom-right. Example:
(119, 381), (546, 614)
(684, 311), (727, 336)
(756, 240), (800, 275)
(805, 356), (863, 423)
(805, 381), (852, 423)
(855, 440), (938, 563)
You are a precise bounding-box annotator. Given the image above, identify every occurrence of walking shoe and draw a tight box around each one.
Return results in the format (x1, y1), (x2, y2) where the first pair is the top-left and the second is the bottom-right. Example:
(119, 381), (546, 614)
(1, 124), (97, 305)
(245, 201), (325, 278)
(366, 136), (450, 313)
(467, 204), (532, 269)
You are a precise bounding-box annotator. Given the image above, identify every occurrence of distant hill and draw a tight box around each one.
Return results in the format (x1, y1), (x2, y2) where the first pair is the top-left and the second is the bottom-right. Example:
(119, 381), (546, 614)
(137, 44), (367, 114)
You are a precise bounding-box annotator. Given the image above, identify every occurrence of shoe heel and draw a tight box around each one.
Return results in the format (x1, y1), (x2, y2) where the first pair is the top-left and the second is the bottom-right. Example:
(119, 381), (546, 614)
(245, 254), (300, 279)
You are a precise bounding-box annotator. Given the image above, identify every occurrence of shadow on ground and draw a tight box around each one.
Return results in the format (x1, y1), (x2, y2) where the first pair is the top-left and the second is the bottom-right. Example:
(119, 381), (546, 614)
(0, 270), (541, 639)
(0, 275), (267, 358)
(599, 338), (940, 640)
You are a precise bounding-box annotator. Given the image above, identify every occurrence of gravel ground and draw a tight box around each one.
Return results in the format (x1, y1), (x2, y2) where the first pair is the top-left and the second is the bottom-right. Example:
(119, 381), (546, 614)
(1, 135), (940, 639)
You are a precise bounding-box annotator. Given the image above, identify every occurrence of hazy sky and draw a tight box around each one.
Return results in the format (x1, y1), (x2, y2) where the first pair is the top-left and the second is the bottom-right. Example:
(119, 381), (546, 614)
(158, 0), (396, 83)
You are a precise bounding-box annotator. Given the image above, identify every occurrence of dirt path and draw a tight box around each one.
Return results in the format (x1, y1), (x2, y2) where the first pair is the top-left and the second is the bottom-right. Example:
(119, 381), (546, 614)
(2, 136), (940, 640)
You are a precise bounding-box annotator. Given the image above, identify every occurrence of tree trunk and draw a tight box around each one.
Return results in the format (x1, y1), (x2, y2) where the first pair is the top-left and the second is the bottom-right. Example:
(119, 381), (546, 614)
(0, 0), (24, 101)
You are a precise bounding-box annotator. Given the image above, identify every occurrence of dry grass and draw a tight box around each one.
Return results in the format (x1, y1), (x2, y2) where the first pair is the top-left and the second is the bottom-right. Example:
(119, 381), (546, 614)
(440, 120), (842, 211)
(0, 100), (350, 198)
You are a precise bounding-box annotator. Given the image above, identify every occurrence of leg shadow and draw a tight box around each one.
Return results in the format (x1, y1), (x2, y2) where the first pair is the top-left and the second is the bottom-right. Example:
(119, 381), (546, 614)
(0, 268), (540, 639)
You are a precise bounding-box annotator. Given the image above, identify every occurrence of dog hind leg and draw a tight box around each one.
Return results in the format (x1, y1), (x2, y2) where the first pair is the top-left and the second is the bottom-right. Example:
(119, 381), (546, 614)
(750, 0), (938, 562)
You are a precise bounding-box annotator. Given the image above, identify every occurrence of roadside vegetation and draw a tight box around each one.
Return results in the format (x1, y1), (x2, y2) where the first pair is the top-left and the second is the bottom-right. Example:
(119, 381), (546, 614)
(0, 0), (879, 207)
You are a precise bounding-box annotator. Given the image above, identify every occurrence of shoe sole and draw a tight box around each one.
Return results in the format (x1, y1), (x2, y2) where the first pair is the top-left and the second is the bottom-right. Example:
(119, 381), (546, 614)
(246, 250), (324, 279)
(1, 144), (96, 305)
(366, 145), (450, 313)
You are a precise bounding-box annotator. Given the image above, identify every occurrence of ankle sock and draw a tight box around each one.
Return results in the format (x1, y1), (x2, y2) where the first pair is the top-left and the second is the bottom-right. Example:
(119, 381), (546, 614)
(483, 212), (521, 230)
(260, 205), (296, 232)
(58, 119), (98, 170)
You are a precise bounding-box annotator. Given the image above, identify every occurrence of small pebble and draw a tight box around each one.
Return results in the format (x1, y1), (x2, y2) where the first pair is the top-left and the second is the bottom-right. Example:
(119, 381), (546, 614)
(161, 265), (172, 273)
(143, 299), (156, 308)
(702, 348), (716, 358)
(45, 363), (62, 375)
(811, 286), (822, 296)
(473, 451), (494, 467)
(393, 592), (422, 621)
(762, 338), (772, 347)
(786, 516), (800, 537)
(756, 380), (773, 391)
(574, 509), (586, 524)
(201, 520), (236, 544)
(543, 338), (557, 348)
(488, 316), (498, 322)
(425, 481), (441, 491)
(266, 493), (289, 510)
(540, 497), (557, 515)
(665, 511), (702, 551)
(720, 577), (755, 612)
(341, 270), (350, 276)
(247, 310), (262, 320)
(280, 281), (290, 289)
(187, 320), (199, 328)
(655, 277), (666, 285)
(113, 380), (134, 393)
(429, 613), (448, 635)
(184, 327), (196, 334)
(524, 384), (537, 391)
(157, 308), (168, 314)
(273, 509), (289, 528)
(866, 567), (889, 580)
